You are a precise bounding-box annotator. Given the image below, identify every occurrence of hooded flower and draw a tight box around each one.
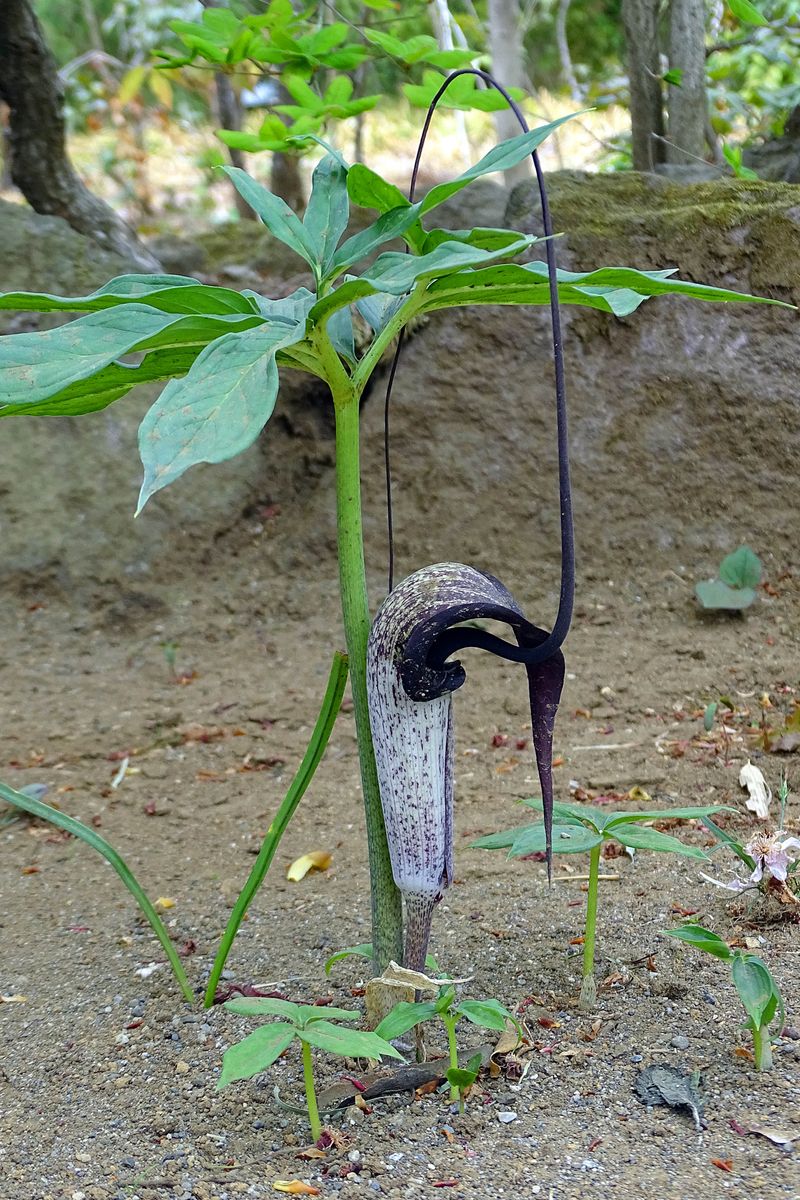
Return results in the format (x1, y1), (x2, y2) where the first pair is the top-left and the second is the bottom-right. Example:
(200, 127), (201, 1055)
(367, 561), (565, 969)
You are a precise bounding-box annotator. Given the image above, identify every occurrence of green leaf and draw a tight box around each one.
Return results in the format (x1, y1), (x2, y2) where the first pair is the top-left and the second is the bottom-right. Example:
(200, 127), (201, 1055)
(355, 291), (404, 335)
(520, 797), (602, 829)
(663, 68), (683, 86)
(456, 999), (515, 1033)
(423, 227), (538, 254)
(374, 1001), (439, 1041)
(732, 955), (777, 1028)
(704, 701), (718, 731)
(204, 652), (348, 1008)
(604, 805), (730, 828)
(663, 924), (733, 960)
(446, 1065), (479, 1088)
(327, 305), (355, 362)
(328, 202), (427, 277)
(218, 1023), (296, 1088)
(357, 237), (535, 297)
(298, 1021), (404, 1060)
(324, 943), (375, 974)
(417, 117), (581, 216)
(0, 306), (248, 407)
(296, 1005), (360, 1024)
(0, 345), (202, 418)
(510, 823), (603, 857)
(137, 316), (307, 511)
(612, 825), (709, 858)
(222, 167), (319, 274)
(224, 998), (303, 1023)
(695, 580), (757, 610)
(425, 259), (790, 319)
(0, 274), (256, 316)
(727, 0), (770, 24)
(324, 944), (441, 975)
(0, 780), (192, 1002)
(701, 817), (756, 870)
(303, 153), (350, 273)
(719, 546), (762, 589)
(346, 163), (409, 215)
(470, 824), (534, 851)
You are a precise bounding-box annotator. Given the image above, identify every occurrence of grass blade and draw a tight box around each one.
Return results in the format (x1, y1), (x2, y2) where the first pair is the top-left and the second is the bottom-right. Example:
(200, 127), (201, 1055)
(204, 651), (349, 1007)
(0, 779), (193, 1002)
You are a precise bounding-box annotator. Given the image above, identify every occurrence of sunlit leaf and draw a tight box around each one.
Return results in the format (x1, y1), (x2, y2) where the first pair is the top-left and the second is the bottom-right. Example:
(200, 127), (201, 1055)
(218, 1022), (296, 1087)
(137, 315), (308, 511)
(297, 1020), (404, 1059)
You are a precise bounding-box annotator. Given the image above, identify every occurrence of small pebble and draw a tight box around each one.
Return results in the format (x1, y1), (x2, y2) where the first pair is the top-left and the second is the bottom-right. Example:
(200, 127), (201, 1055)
(630, 1054), (643, 1063)
(498, 1111), (518, 1124)
(670, 1035), (689, 1050)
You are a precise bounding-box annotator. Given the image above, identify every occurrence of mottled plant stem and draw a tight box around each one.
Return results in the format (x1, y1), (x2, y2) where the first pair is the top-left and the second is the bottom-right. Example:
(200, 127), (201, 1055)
(579, 842), (602, 1010)
(327, 358), (403, 972)
(301, 1040), (322, 1142)
(403, 893), (436, 972)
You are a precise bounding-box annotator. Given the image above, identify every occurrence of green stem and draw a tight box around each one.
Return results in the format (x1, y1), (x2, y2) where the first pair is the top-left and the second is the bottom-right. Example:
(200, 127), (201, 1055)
(752, 1024), (773, 1071)
(445, 1016), (462, 1110)
(301, 1039), (322, 1141)
(203, 652), (349, 1008)
(579, 841), (602, 1011)
(321, 332), (402, 972)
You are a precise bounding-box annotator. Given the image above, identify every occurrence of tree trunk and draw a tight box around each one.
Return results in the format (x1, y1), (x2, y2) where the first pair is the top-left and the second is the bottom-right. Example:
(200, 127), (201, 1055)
(431, 0), (471, 169)
(621, 0), (666, 171)
(667, 0), (708, 164)
(202, 0), (256, 220)
(214, 72), (257, 220)
(0, 0), (159, 270)
(487, 0), (530, 185)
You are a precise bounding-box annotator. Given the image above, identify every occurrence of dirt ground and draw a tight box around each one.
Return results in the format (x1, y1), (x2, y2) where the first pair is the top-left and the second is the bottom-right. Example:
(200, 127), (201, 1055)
(1, 181), (800, 1200)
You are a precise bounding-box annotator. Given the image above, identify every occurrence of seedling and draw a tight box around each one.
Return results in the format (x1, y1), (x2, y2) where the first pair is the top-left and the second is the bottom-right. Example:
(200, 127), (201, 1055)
(695, 545), (762, 610)
(375, 985), (517, 1111)
(474, 800), (728, 1009)
(664, 924), (785, 1070)
(218, 998), (403, 1140)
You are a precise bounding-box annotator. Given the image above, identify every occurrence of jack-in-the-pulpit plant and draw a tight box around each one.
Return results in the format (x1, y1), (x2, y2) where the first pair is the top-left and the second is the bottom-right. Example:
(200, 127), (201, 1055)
(0, 62), (788, 979)
(664, 924), (786, 1070)
(474, 799), (728, 1008)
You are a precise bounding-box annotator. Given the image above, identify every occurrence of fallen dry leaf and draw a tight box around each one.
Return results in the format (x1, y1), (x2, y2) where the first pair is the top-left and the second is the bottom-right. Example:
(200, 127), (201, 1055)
(295, 1148), (326, 1161)
(381, 962), (471, 991)
(272, 1182), (321, 1196)
(748, 1125), (799, 1151)
(711, 1159), (733, 1173)
(155, 897), (176, 910)
(0, 994), (27, 1004)
(286, 851), (332, 882)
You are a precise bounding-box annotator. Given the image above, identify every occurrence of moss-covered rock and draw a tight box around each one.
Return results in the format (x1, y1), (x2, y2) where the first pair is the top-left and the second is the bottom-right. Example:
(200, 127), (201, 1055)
(506, 172), (800, 300)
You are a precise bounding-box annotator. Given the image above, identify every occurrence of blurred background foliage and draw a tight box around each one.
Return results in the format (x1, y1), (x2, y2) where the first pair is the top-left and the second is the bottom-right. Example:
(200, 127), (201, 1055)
(3, 0), (797, 229)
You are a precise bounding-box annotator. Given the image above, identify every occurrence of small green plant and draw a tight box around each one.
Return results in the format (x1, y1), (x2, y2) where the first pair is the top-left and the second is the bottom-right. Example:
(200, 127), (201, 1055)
(218, 997), (403, 1140)
(664, 924), (785, 1070)
(375, 984), (517, 1111)
(474, 799), (727, 1009)
(695, 545), (763, 611)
